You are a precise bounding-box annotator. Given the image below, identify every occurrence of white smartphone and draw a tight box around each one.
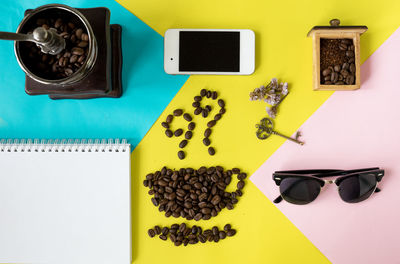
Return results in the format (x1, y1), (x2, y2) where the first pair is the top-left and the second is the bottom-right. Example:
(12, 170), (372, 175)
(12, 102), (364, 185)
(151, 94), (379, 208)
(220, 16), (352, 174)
(164, 29), (255, 75)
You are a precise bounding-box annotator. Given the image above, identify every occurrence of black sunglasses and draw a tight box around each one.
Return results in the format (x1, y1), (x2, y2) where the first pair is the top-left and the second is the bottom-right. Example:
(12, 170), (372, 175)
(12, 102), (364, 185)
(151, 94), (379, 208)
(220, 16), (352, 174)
(272, 168), (384, 205)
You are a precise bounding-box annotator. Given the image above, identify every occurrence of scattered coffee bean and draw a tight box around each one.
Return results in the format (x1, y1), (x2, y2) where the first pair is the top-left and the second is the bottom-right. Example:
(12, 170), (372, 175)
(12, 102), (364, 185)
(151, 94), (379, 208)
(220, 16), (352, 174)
(207, 120), (216, 128)
(185, 131), (192, 140)
(204, 128), (212, 138)
(206, 91), (212, 98)
(161, 122), (169, 129)
(200, 89), (207, 97)
(173, 109), (183, 116)
(227, 229), (236, 237)
(183, 113), (192, 122)
(218, 99), (225, 108)
(194, 95), (202, 102)
(224, 224), (231, 231)
(194, 107), (202, 115)
(192, 101), (200, 108)
(203, 138), (211, 146)
(214, 114), (222, 121)
(148, 228), (156, 237)
(219, 108), (226, 114)
(155, 226), (162, 235)
(179, 140), (188, 148)
(166, 114), (173, 123)
(202, 109), (209, 118)
(188, 122), (195, 131)
(212, 91), (218, 99)
(178, 151), (185, 160)
(174, 129), (183, 137)
(165, 130), (173, 138)
(208, 147), (215, 156)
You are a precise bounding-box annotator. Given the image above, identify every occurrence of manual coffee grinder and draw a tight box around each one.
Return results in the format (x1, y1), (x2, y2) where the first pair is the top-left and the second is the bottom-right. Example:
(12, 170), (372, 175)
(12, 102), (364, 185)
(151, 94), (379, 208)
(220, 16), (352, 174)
(0, 4), (122, 99)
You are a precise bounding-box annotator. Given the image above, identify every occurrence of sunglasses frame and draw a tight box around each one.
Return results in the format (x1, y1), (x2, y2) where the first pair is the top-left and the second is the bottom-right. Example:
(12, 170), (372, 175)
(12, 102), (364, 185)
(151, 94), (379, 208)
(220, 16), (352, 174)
(272, 168), (384, 204)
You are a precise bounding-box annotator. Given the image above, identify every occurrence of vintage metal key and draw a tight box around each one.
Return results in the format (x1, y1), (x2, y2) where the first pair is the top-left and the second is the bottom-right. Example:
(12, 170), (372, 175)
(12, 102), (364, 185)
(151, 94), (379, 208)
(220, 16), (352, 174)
(255, 118), (304, 145)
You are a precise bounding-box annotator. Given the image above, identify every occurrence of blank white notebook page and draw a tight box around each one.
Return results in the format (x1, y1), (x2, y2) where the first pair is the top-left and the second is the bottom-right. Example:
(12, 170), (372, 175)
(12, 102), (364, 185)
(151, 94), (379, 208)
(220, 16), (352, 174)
(0, 140), (131, 264)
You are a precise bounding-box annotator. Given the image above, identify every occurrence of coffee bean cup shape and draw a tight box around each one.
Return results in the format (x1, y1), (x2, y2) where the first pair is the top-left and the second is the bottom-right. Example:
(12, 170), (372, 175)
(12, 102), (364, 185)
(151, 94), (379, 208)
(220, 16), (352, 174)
(143, 166), (246, 220)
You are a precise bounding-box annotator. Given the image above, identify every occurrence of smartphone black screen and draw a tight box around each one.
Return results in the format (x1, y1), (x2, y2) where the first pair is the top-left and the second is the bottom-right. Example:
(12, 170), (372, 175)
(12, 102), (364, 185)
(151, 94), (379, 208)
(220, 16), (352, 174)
(179, 31), (240, 72)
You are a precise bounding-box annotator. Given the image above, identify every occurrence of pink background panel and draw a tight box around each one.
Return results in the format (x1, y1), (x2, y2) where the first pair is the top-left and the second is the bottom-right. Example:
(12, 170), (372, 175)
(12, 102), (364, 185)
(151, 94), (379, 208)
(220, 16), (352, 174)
(251, 27), (400, 264)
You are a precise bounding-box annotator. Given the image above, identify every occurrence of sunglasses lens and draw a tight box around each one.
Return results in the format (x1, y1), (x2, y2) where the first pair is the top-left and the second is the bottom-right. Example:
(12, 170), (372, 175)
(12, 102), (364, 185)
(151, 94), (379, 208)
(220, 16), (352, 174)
(338, 173), (377, 203)
(279, 177), (321, 205)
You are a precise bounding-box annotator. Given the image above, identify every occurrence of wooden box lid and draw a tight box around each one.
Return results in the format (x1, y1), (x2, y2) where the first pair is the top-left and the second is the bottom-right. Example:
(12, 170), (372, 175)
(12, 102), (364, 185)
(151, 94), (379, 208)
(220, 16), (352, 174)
(307, 19), (368, 37)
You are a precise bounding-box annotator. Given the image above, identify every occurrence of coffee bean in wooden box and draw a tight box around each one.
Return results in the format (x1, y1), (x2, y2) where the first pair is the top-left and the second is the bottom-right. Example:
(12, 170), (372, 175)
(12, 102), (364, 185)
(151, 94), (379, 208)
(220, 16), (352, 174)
(307, 19), (367, 91)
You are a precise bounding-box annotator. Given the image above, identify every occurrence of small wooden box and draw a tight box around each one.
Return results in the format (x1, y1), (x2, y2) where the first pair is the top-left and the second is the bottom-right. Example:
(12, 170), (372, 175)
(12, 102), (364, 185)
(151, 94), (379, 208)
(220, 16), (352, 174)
(307, 19), (367, 91)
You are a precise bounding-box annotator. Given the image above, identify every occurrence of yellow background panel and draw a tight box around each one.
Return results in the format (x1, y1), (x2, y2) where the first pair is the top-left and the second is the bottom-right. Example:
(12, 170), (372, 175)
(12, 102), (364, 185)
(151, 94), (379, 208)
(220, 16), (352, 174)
(116, 0), (400, 263)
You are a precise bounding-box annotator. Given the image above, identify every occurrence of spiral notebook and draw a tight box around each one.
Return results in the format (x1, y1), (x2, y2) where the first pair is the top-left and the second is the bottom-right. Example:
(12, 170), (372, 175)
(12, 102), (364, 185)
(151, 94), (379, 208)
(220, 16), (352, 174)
(0, 139), (131, 264)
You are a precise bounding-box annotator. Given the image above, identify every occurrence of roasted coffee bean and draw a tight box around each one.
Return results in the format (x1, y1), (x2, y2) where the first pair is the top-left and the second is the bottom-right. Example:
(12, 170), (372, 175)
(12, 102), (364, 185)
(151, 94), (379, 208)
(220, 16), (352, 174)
(206, 91), (212, 98)
(179, 223), (186, 232)
(224, 224), (231, 231)
(212, 91), (218, 99)
(159, 235), (168, 240)
(345, 75), (355, 85)
(208, 147), (215, 156)
(342, 62), (349, 71)
(198, 234), (206, 243)
(214, 114), (222, 121)
(148, 228), (156, 237)
(232, 168), (241, 174)
(161, 122), (169, 129)
(218, 99), (225, 108)
(194, 96), (202, 102)
(178, 151), (185, 160)
(324, 75), (331, 81)
(322, 68), (331, 76)
(331, 72), (339, 83)
(336, 81), (345, 85)
(219, 231), (227, 239)
(340, 69), (349, 77)
(183, 113), (192, 122)
(188, 122), (195, 130)
(75, 28), (83, 39)
(71, 47), (84, 55)
(203, 138), (211, 146)
(202, 109), (209, 118)
(81, 33), (89, 41)
(207, 120), (216, 128)
(349, 63), (356, 73)
(174, 129), (183, 137)
(179, 140), (188, 148)
(238, 173), (247, 180)
(192, 101), (200, 108)
(194, 213), (203, 221)
(155, 226), (162, 235)
(219, 108), (226, 114)
(173, 109), (183, 116)
(191, 226), (198, 234)
(334, 65), (341, 72)
(346, 50), (355, 58)
(185, 131), (192, 140)
(165, 130), (173, 138)
(77, 41), (88, 48)
(339, 43), (348, 50)
(212, 226), (219, 235)
(200, 89), (207, 97)
(204, 128), (212, 138)
(205, 105), (212, 112)
(194, 107), (202, 115)
(162, 227), (169, 236)
(227, 229), (236, 237)
(237, 180), (245, 190)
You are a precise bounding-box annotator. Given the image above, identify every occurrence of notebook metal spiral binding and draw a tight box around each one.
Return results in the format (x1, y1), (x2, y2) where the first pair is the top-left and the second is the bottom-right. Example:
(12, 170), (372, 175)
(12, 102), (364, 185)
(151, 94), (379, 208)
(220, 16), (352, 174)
(0, 139), (129, 153)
